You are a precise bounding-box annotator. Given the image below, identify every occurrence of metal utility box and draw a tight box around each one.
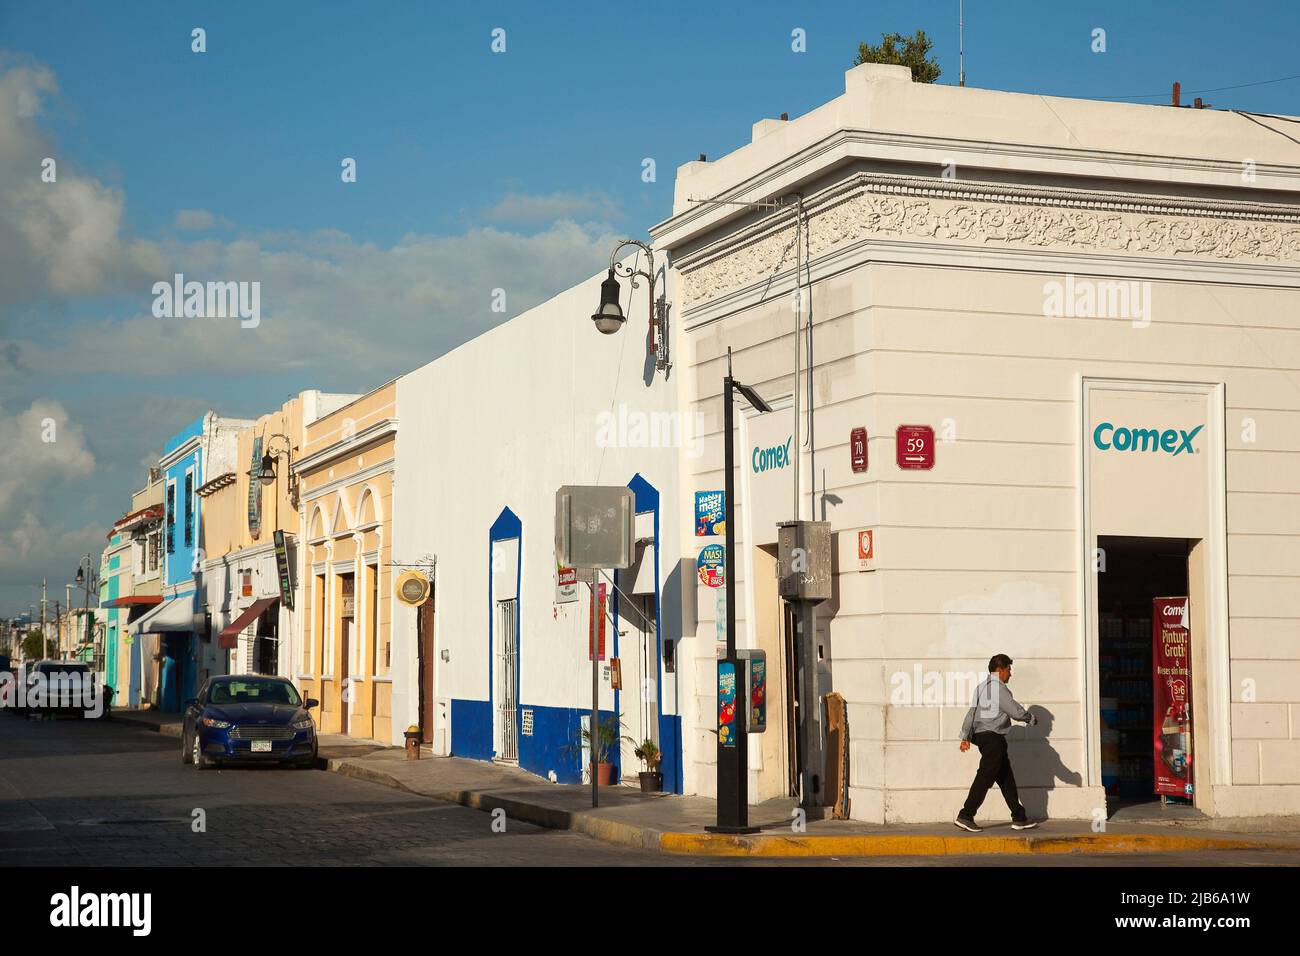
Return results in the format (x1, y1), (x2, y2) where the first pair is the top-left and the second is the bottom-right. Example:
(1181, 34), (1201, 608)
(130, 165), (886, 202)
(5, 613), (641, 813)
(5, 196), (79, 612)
(735, 648), (767, 733)
(777, 520), (832, 602)
(555, 486), (636, 570)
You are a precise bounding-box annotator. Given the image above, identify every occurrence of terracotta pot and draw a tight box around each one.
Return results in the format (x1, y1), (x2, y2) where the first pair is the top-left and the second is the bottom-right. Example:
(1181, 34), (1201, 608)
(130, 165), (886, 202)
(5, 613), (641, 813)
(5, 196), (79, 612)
(638, 771), (663, 793)
(592, 761), (615, 786)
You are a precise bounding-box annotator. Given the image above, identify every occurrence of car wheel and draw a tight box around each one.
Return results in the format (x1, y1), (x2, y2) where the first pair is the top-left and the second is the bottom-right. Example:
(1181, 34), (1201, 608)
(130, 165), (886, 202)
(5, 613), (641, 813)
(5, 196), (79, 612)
(192, 733), (211, 770)
(182, 732), (192, 764)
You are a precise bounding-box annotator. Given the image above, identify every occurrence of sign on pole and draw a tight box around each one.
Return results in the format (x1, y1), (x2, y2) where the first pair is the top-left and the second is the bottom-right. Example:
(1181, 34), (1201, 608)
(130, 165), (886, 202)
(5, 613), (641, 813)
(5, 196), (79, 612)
(555, 486), (635, 570)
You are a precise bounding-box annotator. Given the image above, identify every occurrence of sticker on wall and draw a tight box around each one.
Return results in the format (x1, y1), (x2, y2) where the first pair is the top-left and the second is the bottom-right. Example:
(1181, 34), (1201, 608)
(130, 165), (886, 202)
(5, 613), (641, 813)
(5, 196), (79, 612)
(857, 529), (875, 572)
(695, 490), (725, 536)
(555, 564), (578, 604)
(698, 543), (725, 588)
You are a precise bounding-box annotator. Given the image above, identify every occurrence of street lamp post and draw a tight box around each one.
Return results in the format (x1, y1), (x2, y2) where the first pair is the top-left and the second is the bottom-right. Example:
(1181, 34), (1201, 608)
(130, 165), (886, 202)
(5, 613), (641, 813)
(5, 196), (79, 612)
(590, 238), (670, 373)
(250, 432), (297, 531)
(708, 348), (771, 834)
(74, 554), (99, 666)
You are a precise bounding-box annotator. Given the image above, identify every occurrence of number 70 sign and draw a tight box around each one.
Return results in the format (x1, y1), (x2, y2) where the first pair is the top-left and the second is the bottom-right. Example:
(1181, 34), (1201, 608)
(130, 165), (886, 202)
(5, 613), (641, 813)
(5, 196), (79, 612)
(895, 425), (935, 470)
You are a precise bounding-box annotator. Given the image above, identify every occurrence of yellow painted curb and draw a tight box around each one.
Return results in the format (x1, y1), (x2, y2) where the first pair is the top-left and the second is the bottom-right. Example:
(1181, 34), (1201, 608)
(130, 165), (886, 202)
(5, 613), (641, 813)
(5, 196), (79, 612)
(659, 831), (1294, 857)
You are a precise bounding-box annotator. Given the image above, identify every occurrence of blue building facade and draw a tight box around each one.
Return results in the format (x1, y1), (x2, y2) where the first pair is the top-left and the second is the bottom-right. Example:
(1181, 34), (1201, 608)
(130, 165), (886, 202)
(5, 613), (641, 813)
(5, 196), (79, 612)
(157, 414), (206, 712)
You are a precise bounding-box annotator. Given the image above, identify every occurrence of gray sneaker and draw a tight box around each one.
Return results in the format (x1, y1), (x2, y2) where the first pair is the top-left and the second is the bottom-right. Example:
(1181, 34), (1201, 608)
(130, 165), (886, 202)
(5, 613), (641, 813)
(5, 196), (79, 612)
(954, 815), (983, 832)
(1011, 820), (1038, 830)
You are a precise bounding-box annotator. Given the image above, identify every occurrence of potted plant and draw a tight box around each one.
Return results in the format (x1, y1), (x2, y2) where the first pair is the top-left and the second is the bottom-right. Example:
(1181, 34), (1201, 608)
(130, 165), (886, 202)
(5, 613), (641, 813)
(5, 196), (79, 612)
(626, 736), (663, 793)
(566, 713), (623, 786)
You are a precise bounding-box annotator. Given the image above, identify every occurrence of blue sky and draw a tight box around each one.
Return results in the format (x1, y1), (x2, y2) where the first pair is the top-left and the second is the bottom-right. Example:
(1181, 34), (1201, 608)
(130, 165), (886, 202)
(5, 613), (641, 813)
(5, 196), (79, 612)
(2, 0), (1299, 615)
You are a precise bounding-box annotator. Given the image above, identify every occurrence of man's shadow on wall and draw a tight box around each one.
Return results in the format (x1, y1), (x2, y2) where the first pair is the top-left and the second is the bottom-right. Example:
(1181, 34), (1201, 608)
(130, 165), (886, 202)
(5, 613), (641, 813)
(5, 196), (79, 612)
(1009, 706), (1083, 820)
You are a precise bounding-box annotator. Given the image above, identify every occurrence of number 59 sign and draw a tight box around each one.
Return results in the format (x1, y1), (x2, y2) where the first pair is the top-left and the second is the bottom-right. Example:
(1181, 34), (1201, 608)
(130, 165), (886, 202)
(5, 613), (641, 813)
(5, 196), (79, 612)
(895, 425), (934, 470)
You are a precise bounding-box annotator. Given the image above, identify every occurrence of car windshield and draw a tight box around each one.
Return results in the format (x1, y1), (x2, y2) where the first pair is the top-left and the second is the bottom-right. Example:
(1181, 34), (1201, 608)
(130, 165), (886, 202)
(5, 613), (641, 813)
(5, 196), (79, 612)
(209, 679), (301, 706)
(37, 664), (89, 676)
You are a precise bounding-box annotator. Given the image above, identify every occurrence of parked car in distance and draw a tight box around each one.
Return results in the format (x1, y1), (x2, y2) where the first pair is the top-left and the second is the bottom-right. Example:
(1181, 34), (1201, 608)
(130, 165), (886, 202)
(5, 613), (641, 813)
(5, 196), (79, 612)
(18, 660), (98, 717)
(182, 675), (318, 770)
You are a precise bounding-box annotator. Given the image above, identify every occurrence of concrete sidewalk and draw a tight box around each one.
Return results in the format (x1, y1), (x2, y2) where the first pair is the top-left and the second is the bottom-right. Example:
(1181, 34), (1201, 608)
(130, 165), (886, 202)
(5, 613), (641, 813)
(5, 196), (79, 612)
(112, 709), (183, 737)
(314, 735), (1300, 858)
(111, 713), (1300, 858)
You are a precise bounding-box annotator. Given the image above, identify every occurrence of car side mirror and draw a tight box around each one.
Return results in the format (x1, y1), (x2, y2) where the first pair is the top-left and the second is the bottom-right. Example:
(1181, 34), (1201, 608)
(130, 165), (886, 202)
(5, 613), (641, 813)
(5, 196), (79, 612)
(305, 698), (319, 710)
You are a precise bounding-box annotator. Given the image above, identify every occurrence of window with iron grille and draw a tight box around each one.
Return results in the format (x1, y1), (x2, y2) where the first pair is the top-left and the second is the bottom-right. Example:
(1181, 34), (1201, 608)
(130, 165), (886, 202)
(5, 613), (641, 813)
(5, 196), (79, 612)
(166, 484), (176, 554)
(184, 471), (194, 547)
(148, 531), (160, 571)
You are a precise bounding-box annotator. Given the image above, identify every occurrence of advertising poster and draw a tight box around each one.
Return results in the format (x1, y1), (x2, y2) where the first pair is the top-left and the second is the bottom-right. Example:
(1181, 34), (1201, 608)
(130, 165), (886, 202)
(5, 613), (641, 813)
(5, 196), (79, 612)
(749, 657), (766, 732)
(697, 544), (725, 588)
(273, 530), (294, 609)
(587, 583), (607, 661)
(1152, 596), (1193, 798)
(695, 491), (725, 536)
(718, 661), (737, 748)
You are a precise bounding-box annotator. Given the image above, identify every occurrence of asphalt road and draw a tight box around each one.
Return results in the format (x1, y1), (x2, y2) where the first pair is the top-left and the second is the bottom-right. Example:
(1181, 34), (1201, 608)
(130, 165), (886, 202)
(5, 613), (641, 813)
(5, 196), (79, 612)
(1, 714), (1295, 867)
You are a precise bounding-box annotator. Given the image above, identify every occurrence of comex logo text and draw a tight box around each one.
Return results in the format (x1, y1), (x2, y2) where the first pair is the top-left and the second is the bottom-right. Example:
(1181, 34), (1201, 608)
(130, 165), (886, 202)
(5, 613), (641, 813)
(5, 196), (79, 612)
(752, 437), (792, 473)
(1093, 423), (1203, 456)
(50, 886), (151, 936)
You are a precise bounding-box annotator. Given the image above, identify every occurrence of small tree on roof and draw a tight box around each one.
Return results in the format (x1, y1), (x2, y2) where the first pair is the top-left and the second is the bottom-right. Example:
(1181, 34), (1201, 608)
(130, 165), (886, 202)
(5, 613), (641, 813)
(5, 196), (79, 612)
(854, 30), (942, 84)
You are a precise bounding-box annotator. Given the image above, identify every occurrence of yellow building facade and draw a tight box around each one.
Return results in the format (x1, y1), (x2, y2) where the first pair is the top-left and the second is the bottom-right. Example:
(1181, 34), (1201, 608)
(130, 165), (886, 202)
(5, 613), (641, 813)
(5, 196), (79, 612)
(293, 382), (397, 743)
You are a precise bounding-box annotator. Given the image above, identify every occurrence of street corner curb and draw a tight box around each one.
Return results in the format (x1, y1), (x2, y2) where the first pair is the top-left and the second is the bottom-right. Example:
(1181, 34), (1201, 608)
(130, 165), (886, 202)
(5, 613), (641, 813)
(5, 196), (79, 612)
(317, 757), (665, 848)
(324, 758), (423, 797)
(113, 714), (184, 737)
(655, 830), (1297, 857)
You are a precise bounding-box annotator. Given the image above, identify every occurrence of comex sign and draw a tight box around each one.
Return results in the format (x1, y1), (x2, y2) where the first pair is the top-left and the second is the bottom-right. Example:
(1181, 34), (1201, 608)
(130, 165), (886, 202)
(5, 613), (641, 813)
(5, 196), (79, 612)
(1093, 422), (1204, 456)
(752, 437), (792, 473)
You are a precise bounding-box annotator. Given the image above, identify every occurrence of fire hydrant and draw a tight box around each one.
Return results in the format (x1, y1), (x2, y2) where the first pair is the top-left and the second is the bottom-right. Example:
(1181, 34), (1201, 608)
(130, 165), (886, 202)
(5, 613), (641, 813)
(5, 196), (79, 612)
(404, 725), (422, 760)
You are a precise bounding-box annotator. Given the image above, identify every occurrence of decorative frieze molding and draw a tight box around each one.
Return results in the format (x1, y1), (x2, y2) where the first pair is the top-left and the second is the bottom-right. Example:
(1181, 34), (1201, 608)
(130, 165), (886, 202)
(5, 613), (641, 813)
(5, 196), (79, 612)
(678, 173), (1300, 308)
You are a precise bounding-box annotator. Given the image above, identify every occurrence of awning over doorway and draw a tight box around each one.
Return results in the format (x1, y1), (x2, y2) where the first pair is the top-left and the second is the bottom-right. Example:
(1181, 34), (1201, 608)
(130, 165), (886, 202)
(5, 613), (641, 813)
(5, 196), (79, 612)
(131, 597), (199, 636)
(218, 597), (279, 650)
(103, 595), (164, 609)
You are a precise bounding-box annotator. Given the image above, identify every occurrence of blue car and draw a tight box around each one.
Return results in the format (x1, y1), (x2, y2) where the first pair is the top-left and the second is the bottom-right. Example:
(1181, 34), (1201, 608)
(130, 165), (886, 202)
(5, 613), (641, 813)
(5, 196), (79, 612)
(182, 675), (319, 770)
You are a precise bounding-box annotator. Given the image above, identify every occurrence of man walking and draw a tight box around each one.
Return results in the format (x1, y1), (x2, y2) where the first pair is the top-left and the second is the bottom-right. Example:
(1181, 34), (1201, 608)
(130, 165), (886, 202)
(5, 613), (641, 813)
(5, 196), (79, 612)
(955, 654), (1038, 832)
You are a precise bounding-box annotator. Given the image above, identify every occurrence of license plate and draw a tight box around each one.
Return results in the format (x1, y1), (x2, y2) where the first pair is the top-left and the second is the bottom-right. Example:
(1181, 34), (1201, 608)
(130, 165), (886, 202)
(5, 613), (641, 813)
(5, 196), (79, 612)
(251, 740), (273, 753)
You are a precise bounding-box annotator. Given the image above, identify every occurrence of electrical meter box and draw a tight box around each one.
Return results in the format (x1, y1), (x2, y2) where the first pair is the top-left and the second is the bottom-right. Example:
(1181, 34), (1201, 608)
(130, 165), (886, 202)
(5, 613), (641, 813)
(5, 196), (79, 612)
(777, 520), (831, 602)
(736, 648), (767, 733)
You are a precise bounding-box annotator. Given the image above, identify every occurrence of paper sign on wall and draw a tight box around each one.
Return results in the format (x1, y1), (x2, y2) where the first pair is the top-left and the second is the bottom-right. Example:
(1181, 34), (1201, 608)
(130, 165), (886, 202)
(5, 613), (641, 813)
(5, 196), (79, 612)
(857, 529), (875, 571)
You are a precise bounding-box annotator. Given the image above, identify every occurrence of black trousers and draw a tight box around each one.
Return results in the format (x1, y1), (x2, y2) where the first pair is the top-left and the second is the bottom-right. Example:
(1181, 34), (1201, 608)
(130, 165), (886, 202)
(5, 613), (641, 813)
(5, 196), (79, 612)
(961, 731), (1027, 821)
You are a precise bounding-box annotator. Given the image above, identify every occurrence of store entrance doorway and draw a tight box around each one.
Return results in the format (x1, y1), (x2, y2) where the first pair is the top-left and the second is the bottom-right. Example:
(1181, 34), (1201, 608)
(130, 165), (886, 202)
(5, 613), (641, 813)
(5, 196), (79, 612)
(618, 594), (658, 782)
(1097, 535), (1194, 816)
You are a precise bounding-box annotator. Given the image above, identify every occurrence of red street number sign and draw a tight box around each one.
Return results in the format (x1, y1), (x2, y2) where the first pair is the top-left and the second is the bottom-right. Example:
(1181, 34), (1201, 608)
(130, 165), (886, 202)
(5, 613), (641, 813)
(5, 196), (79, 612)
(896, 425), (934, 470)
(850, 427), (868, 473)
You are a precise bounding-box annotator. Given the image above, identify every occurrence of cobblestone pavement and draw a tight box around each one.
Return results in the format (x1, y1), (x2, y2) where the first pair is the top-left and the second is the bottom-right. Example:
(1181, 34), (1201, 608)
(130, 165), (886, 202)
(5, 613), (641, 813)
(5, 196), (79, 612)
(2, 714), (1295, 867)
(0, 714), (689, 866)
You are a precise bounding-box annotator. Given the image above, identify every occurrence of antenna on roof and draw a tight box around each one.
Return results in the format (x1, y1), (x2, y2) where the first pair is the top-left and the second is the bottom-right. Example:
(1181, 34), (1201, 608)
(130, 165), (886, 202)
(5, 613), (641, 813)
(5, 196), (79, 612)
(959, 0), (966, 87)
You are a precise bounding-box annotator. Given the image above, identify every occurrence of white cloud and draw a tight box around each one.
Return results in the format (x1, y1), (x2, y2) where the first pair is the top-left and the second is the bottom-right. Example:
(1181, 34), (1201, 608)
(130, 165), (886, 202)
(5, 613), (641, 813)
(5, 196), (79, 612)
(482, 190), (622, 224)
(0, 57), (165, 305)
(0, 399), (95, 514)
(14, 218), (620, 381)
(174, 208), (231, 231)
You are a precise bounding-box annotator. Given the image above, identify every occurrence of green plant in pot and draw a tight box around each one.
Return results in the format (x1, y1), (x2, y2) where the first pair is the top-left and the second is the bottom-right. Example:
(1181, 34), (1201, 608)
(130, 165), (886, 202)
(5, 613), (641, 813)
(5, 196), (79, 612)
(625, 735), (663, 793)
(565, 713), (623, 786)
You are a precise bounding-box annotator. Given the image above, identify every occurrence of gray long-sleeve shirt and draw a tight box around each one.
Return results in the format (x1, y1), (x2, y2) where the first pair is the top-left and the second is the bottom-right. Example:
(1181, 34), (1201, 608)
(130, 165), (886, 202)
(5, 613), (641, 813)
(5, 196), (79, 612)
(960, 674), (1034, 739)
